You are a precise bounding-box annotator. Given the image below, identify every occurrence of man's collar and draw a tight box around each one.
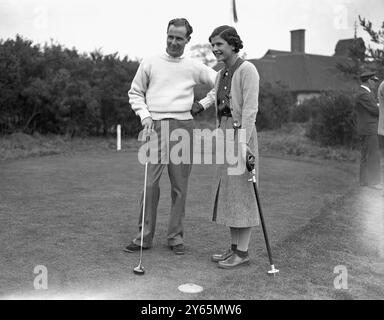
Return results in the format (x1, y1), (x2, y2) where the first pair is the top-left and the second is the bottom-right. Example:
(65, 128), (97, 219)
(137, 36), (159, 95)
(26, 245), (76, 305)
(164, 52), (185, 60)
(361, 85), (371, 93)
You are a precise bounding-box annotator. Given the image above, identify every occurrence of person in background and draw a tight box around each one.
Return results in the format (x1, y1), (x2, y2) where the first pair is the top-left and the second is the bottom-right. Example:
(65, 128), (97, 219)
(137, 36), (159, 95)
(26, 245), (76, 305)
(192, 25), (260, 269)
(377, 78), (384, 195)
(125, 18), (216, 255)
(355, 71), (381, 190)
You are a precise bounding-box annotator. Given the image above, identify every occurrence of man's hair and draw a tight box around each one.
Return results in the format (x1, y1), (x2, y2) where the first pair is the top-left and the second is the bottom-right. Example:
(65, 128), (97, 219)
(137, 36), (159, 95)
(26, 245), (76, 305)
(209, 25), (244, 53)
(167, 18), (193, 38)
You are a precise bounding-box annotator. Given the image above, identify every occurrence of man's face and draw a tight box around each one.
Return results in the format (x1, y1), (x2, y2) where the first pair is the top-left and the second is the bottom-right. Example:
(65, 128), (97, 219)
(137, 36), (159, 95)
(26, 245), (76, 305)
(367, 78), (378, 91)
(166, 25), (190, 58)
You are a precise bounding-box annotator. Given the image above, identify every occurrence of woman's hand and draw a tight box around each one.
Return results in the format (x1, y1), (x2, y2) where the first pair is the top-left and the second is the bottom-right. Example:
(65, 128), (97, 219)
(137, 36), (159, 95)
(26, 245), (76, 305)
(245, 145), (255, 172)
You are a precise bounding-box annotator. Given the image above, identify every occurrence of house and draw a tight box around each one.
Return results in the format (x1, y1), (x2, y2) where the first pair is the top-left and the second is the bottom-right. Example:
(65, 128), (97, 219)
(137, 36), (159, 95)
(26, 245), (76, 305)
(195, 30), (364, 105)
(248, 30), (363, 104)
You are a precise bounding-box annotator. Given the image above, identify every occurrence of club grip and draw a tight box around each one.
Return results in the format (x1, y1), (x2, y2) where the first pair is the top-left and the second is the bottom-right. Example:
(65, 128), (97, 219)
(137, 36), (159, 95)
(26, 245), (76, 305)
(246, 152), (255, 172)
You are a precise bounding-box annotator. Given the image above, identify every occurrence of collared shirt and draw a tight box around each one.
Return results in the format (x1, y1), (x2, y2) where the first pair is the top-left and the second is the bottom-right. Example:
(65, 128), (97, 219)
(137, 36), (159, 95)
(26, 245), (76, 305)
(361, 85), (371, 93)
(217, 58), (244, 117)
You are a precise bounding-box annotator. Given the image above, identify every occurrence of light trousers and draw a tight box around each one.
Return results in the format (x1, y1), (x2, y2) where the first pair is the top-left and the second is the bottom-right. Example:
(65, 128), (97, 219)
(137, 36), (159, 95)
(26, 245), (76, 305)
(133, 119), (194, 247)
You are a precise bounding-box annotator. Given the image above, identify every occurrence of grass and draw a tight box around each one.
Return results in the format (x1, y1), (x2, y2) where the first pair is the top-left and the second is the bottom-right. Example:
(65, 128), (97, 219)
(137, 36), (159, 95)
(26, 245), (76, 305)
(1, 122), (383, 300)
(1, 149), (364, 299)
(0, 132), (140, 161)
(258, 122), (360, 163)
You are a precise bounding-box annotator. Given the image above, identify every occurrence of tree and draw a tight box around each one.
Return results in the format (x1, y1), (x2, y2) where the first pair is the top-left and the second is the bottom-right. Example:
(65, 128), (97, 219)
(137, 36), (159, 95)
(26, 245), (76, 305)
(0, 35), (141, 136)
(358, 16), (384, 78)
(336, 16), (384, 81)
(359, 16), (384, 63)
(190, 43), (216, 67)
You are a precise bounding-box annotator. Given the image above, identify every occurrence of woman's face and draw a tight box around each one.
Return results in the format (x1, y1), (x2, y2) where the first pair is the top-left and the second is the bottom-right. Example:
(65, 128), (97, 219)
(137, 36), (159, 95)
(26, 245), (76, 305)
(210, 35), (235, 63)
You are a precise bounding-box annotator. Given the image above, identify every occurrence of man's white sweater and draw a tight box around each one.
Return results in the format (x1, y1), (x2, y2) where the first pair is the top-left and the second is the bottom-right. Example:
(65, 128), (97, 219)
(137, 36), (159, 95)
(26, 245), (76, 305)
(128, 53), (216, 121)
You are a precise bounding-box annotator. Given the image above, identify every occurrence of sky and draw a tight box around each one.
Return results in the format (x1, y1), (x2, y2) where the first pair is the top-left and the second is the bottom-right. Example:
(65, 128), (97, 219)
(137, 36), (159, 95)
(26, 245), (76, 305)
(0, 0), (383, 61)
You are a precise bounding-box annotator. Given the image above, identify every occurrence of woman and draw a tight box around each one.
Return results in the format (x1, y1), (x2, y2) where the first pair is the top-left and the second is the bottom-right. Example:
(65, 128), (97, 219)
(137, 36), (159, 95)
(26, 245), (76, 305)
(195, 26), (260, 269)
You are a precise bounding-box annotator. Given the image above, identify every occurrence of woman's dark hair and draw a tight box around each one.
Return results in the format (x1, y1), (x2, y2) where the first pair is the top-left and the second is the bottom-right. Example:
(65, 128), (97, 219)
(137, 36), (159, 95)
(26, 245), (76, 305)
(167, 18), (193, 38)
(209, 25), (244, 53)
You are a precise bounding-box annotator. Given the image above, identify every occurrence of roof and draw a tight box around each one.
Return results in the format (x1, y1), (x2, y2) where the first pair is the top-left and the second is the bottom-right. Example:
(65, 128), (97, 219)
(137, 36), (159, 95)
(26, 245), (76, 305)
(334, 38), (365, 56)
(249, 52), (358, 92)
(262, 49), (292, 59)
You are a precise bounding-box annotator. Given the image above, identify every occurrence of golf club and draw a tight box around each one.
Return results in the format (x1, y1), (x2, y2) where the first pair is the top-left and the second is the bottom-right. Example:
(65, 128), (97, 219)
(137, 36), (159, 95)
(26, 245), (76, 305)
(133, 135), (150, 275)
(247, 153), (279, 275)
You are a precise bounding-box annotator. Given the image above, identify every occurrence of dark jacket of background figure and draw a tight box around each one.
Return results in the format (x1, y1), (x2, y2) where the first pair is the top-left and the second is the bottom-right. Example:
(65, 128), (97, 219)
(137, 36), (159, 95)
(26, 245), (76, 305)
(355, 87), (379, 135)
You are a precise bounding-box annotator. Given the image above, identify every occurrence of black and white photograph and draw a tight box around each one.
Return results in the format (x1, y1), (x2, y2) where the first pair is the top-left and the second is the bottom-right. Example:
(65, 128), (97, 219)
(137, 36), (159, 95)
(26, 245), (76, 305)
(1, 0), (384, 304)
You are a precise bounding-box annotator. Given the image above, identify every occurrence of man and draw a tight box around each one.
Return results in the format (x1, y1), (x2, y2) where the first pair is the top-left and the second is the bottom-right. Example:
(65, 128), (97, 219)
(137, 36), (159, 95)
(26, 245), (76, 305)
(355, 71), (381, 189)
(378, 79), (384, 136)
(124, 18), (216, 255)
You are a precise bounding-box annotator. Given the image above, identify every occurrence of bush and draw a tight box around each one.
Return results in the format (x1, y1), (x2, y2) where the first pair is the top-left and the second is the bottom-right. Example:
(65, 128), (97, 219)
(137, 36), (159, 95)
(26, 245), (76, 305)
(193, 81), (295, 130)
(0, 35), (140, 137)
(289, 97), (321, 123)
(306, 92), (358, 148)
(256, 82), (295, 130)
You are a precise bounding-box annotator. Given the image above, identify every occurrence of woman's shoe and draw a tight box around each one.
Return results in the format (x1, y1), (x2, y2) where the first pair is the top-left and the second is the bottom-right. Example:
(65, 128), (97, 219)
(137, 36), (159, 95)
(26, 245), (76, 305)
(218, 253), (250, 269)
(211, 249), (233, 262)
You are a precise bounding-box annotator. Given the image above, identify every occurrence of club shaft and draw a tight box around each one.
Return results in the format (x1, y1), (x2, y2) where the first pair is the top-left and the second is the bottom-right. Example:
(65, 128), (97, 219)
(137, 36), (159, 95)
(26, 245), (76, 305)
(138, 162), (148, 264)
(138, 137), (150, 265)
(252, 182), (274, 266)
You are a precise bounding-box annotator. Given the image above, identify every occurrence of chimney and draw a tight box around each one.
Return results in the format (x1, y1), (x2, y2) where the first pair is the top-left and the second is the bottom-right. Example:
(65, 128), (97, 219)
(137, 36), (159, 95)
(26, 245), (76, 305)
(290, 29), (305, 53)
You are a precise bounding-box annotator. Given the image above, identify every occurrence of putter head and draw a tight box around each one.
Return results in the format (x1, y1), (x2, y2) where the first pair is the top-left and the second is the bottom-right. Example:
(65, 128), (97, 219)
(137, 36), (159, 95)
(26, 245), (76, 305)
(267, 265), (279, 276)
(133, 265), (145, 275)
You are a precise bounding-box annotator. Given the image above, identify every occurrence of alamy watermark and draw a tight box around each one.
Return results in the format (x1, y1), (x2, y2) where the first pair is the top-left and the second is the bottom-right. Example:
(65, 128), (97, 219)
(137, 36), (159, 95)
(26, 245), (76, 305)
(33, 6), (49, 31)
(136, 121), (250, 176)
(333, 265), (348, 290)
(33, 265), (48, 290)
(333, 4), (348, 30)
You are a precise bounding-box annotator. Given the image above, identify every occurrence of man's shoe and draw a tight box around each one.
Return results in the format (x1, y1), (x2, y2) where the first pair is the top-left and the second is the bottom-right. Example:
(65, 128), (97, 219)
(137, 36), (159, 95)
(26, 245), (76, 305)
(123, 242), (146, 253)
(211, 249), (233, 262)
(218, 253), (250, 269)
(170, 244), (185, 255)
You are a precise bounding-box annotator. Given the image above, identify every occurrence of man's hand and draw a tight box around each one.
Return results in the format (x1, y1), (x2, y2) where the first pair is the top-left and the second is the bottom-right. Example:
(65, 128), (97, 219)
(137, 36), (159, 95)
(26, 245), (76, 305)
(191, 102), (204, 117)
(142, 117), (154, 134)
